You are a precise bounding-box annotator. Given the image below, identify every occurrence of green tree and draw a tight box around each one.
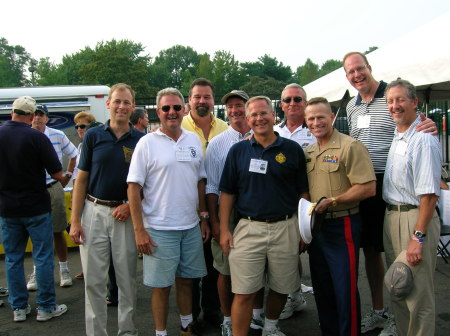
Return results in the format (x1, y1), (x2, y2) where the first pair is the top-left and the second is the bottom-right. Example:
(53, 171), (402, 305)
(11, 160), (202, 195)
(211, 50), (244, 97)
(241, 76), (286, 99)
(294, 58), (320, 85)
(0, 38), (31, 87)
(149, 45), (200, 90)
(364, 46), (378, 55)
(241, 54), (292, 83)
(34, 57), (67, 86)
(318, 59), (342, 77)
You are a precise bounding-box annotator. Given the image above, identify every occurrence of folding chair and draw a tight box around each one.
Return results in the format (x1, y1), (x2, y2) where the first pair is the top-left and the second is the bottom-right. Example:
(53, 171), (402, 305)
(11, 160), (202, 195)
(437, 224), (450, 264)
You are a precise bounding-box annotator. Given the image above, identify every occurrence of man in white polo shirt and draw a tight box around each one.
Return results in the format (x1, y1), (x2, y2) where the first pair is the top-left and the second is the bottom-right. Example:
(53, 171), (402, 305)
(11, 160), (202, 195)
(128, 87), (209, 336)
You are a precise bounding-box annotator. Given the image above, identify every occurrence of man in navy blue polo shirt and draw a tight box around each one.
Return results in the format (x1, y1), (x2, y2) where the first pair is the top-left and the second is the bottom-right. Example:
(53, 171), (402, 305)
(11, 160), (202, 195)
(0, 96), (67, 322)
(70, 83), (144, 336)
(219, 96), (309, 336)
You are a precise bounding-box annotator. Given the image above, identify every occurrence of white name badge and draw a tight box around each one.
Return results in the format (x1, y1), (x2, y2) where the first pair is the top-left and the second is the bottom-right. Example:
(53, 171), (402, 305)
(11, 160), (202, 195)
(176, 148), (192, 161)
(357, 115), (371, 129)
(249, 158), (268, 174)
(395, 141), (407, 156)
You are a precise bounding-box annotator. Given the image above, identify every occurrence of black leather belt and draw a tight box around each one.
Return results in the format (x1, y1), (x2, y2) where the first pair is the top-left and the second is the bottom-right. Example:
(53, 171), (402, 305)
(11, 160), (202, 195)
(387, 204), (418, 212)
(86, 194), (125, 208)
(240, 214), (293, 223)
(325, 207), (359, 219)
(46, 180), (59, 188)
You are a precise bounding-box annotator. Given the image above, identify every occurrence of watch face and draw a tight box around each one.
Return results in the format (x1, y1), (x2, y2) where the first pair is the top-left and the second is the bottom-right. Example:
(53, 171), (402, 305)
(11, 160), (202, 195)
(414, 231), (425, 238)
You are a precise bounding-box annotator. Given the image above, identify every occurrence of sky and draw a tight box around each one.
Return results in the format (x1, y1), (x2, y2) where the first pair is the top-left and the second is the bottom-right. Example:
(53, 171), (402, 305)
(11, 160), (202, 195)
(3, 0), (450, 71)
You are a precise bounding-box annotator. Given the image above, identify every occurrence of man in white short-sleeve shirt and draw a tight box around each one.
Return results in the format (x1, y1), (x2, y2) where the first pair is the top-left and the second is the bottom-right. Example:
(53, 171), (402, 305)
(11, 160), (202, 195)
(127, 87), (210, 336)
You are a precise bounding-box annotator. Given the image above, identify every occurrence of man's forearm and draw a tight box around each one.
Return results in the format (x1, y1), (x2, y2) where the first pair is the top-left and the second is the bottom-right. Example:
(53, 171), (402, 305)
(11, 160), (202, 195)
(416, 194), (439, 233)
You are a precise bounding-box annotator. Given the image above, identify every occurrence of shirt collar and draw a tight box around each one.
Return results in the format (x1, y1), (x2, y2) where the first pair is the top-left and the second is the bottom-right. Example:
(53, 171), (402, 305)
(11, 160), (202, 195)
(355, 80), (387, 105)
(394, 115), (421, 141)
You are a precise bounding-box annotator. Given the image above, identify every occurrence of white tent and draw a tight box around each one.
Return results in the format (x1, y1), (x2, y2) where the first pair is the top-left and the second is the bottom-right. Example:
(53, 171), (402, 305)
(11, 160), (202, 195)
(304, 11), (450, 103)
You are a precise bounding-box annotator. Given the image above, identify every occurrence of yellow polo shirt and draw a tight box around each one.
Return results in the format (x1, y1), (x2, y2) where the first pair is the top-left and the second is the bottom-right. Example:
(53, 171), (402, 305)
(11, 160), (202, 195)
(304, 129), (375, 211)
(181, 112), (229, 153)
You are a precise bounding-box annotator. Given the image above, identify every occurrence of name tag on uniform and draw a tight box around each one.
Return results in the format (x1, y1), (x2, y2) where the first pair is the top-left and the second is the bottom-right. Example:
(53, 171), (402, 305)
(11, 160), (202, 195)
(176, 147), (192, 161)
(357, 115), (371, 129)
(395, 141), (407, 156)
(249, 159), (268, 174)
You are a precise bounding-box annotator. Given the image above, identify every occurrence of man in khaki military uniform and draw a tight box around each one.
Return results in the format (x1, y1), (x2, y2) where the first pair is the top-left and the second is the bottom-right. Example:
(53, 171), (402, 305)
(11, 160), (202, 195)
(304, 97), (376, 336)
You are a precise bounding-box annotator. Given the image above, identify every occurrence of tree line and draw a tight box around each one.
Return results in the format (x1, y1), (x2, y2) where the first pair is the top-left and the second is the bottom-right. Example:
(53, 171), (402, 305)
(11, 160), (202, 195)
(0, 37), (377, 100)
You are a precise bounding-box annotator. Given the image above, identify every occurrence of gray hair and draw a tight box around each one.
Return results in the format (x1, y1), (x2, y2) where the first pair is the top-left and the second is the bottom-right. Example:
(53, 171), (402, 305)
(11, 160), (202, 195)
(156, 88), (185, 107)
(281, 83), (307, 100)
(385, 78), (417, 100)
(130, 108), (147, 125)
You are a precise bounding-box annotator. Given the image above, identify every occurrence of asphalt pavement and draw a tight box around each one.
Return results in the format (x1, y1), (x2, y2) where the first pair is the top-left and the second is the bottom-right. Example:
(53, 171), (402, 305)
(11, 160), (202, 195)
(0, 249), (449, 336)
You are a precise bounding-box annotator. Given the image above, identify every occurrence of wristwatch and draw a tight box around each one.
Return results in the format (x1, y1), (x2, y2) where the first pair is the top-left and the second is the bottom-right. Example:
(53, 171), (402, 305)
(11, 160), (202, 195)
(199, 211), (210, 220)
(413, 230), (426, 239)
(64, 171), (73, 178)
(330, 197), (338, 207)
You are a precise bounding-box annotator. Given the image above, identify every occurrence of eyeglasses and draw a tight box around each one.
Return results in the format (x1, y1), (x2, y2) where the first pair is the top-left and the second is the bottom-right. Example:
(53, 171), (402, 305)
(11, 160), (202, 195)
(345, 64), (368, 77)
(282, 96), (303, 104)
(75, 124), (87, 130)
(248, 111), (271, 119)
(161, 105), (182, 112)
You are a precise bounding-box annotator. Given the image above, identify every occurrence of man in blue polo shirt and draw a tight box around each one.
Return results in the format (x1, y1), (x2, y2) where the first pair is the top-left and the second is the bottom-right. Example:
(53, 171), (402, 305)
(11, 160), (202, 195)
(219, 96), (309, 336)
(0, 96), (67, 322)
(70, 83), (144, 336)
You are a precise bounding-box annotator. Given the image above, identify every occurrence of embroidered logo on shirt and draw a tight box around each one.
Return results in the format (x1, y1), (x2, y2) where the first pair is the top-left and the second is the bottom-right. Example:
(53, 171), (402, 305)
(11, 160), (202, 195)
(189, 147), (197, 158)
(322, 154), (338, 163)
(123, 146), (134, 163)
(275, 153), (286, 164)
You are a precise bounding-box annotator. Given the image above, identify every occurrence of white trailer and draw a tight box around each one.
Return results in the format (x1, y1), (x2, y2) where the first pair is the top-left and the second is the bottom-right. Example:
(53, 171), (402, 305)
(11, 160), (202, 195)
(0, 85), (110, 146)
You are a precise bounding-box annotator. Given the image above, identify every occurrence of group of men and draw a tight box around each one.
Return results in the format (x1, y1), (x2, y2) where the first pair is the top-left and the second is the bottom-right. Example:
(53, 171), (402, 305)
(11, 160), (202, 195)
(0, 50), (443, 336)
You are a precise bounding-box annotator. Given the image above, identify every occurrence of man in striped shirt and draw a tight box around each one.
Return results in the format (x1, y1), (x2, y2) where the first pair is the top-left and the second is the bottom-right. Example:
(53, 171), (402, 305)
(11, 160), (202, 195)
(383, 79), (441, 336)
(29, 104), (78, 289)
(343, 52), (437, 336)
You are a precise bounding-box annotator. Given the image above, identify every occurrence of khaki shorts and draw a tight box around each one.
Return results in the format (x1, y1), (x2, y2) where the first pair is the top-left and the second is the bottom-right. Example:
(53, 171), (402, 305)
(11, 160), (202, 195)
(229, 214), (300, 294)
(211, 208), (236, 275)
(48, 182), (68, 232)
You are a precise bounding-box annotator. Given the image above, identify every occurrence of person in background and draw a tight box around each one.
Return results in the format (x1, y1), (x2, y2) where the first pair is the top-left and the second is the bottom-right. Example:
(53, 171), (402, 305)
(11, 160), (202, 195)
(130, 108), (149, 133)
(28, 104), (78, 290)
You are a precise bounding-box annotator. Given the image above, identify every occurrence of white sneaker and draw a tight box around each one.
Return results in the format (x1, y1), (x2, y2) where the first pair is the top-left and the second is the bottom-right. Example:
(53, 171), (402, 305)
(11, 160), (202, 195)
(27, 272), (38, 291)
(262, 325), (286, 336)
(14, 304), (31, 322)
(250, 313), (264, 330)
(279, 292), (307, 320)
(59, 269), (72, 287)
(361, 309), (390, 333)
(0, 287), (8, 297)
(220, 321), (232, 336)
(379, 315), (398, 336)
(37, 304), (68, 321)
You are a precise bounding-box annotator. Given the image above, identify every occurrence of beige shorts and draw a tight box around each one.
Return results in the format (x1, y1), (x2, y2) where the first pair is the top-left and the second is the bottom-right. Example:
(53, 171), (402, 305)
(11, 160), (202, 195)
(229, 214), (300, 294)
(48, 182), (68, 233)
(211, 208), (236, 275)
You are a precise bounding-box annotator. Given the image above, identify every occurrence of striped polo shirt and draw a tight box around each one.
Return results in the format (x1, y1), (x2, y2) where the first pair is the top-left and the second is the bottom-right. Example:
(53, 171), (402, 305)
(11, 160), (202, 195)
(346, 81), (395, 173)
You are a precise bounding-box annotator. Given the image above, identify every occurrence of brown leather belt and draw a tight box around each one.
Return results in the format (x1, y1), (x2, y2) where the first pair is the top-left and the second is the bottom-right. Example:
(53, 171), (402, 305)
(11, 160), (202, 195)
(325, 207), (359, 219)
(240, 214), (293, 223)
(387, 204), (418, 212)
(86, 194), (125, 208)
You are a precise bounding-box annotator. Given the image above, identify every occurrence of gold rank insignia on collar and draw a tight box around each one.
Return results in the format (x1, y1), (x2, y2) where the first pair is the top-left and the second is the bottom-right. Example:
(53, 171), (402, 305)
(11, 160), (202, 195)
(322, 154), (338, 163)
(275, 152), (286, 164)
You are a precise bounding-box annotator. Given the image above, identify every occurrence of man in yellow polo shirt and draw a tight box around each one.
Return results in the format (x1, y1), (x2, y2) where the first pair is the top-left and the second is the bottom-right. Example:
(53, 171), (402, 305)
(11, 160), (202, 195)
(182, 78), (228, 154)
(181, 78), (228, 330)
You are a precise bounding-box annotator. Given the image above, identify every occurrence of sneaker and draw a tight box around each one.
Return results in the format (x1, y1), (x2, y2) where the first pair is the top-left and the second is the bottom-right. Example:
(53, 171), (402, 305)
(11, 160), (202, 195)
(27, 272), (38, 291)
(262, 325), (286, 336)
(249, 315), (264, 336)
(379, 315), (398, 336)
(180, 322), (198, 336)
(36, 304), (68, 321)
(14, 304), (31, 322)
(279, 292), (307, 320)
(361, 309), (389, 333)
(60, 269), (72, 287)
(220, 321), (232, 336)
(0, 287), (8, 297)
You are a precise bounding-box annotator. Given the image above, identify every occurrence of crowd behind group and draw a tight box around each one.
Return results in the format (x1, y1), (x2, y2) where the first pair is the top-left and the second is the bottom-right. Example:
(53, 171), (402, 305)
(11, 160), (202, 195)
(0, 51), (444, 336)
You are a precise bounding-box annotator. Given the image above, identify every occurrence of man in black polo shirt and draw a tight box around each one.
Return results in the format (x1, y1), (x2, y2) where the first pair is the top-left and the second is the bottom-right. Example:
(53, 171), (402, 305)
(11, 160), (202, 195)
(219, 96), (309, 336)
(0, 96), (67, 322)
(70, 83), (144, 336)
